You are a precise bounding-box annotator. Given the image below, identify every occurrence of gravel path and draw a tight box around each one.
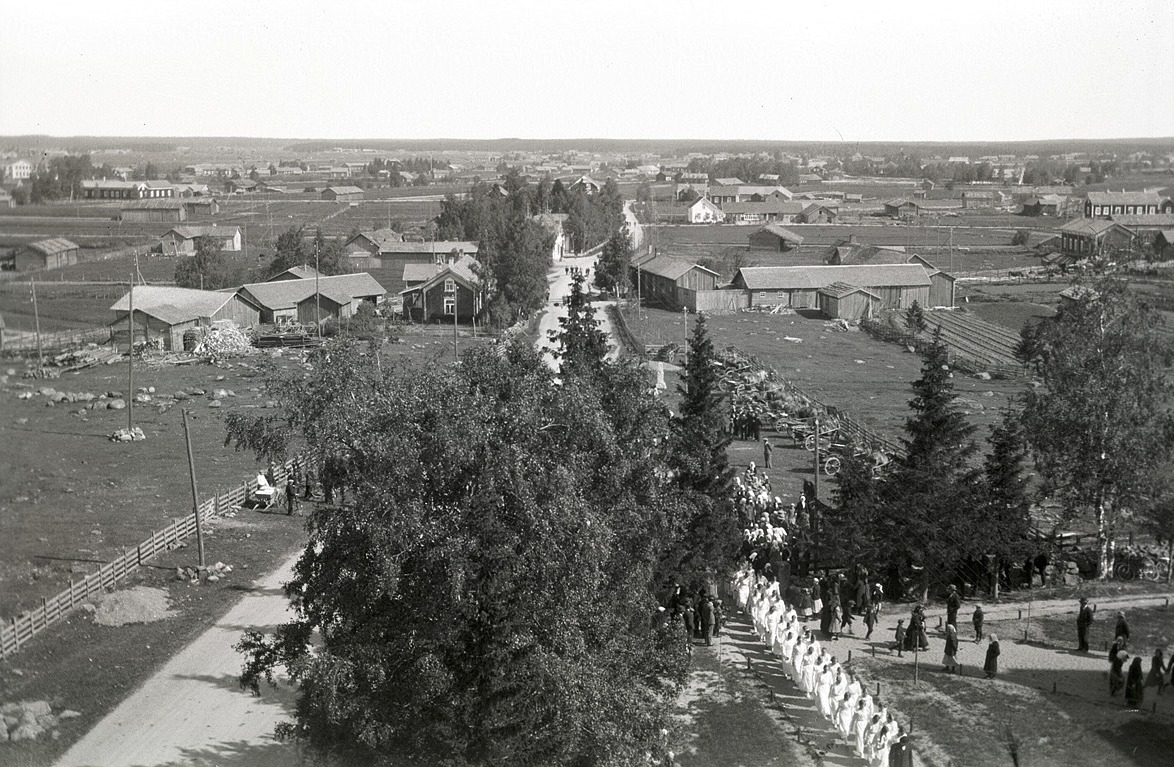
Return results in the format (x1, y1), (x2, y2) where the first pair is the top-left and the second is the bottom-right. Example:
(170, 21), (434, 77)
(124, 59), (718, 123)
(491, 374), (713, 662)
(53, 553), (300, 767)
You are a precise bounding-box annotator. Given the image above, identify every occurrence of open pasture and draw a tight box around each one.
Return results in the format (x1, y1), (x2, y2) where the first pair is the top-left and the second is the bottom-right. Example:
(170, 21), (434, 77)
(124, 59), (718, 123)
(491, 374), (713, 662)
(625, 306), (1024, 439)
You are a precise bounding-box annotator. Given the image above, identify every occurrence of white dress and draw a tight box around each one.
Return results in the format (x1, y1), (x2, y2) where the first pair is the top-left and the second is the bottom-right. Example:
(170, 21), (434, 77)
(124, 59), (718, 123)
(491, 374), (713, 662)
(816, 667), (835, 717)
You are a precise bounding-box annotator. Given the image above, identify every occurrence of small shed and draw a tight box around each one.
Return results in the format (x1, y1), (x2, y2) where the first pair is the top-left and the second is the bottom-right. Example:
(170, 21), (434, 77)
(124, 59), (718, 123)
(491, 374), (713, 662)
(160, 226), (242, 254)
(816, 282), (881, 320)
(748, 223), (804, 251)
(322, 186), (364, 202)
(120, 199), (187, 223)
(14, 238), (80, 271)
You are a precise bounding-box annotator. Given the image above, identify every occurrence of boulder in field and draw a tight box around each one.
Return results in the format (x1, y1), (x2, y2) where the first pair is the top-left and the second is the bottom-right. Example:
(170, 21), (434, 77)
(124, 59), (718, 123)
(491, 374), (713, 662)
(107, 399), (127, 410)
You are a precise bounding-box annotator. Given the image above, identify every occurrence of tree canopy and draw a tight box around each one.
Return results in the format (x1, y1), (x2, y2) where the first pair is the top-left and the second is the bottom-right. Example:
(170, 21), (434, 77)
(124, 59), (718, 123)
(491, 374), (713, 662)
(258, 226), (350, 281)
(595, 227), (634, 297)
(1018, 277), (1174, 576)
(174, 235), (244, 290)
(226, 341), (688, 766)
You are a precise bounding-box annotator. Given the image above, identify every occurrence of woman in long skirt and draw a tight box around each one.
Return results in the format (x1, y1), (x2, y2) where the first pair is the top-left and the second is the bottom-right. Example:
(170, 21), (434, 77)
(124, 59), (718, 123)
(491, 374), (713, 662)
(817, 663), (835, 718)
(1125, 656), (1145, 708)
(942, 624), (959, 673)
(1109, 651), (1128, 696)
(1145, 647), (1168, 695)
(983, 634), (1000, 679)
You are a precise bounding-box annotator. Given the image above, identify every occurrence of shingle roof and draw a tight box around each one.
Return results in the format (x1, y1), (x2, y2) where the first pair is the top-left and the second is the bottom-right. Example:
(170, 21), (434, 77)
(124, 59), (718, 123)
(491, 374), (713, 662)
(1086, 190), (1163, 207)
(238, 273), (386, 310)
(752, 223), (805, 244)
(817, 282), (880, 300)
(109, 286), (234, 325)
(736, 264), (932, 291)
(166, 225), (241, 240)
(635, 255), (719, 281)
(25, 238), (79, 256)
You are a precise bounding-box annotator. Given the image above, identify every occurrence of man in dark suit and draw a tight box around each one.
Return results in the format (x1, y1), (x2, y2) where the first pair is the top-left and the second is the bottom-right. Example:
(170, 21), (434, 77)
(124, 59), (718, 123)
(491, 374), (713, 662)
(1076, 597), (1093, 652)
(699, 596), (715, 646)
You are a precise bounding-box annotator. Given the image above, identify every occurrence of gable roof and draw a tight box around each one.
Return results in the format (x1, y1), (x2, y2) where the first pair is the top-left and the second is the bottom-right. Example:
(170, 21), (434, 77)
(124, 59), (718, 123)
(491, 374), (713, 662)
(713, 177), (745, 185)
(165, 225), (241, 240)
(828, 242), (909, 265)
(325, 185), (364, 195)
(399, 255), (483, 295)
(346, 228), (404, 250)
(1059, 218), (1128, 236)
(634, 255), (719, 281)
(238, 272), (386, 310)
(24, 238), (79, 256)
(752, 223), (805, 245)
(1086, 190), (1162, 207)
(109, 286), (235, 325)
(266, 265), (323, 281)
(817, 282), (881, 300)
(735, 264), (932, 291)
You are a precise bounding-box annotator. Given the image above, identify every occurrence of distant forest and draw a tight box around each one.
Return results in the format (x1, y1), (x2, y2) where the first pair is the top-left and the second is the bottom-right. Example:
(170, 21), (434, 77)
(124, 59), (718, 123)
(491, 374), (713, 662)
(3, 134), (1172, 158)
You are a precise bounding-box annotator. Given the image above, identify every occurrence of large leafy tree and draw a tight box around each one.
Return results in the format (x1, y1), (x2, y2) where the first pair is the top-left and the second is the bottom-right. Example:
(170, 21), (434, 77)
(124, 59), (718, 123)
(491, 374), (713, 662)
(174, 235), (242, 290)
(260, 226), (349, 280)
(226, 341), (686, 766)
(1019, 278), (1174, 577)
(595, 227), (633, 297)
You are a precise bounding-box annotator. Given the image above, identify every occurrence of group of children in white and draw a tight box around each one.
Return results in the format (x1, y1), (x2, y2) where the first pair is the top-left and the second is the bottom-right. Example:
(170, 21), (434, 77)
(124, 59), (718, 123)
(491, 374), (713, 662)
(734, 568), (913, 766)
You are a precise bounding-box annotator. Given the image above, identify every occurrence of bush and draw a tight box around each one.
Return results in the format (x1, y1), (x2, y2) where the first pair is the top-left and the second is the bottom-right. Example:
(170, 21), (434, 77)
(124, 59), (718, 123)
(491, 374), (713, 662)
(1011, 229), (1030, 247)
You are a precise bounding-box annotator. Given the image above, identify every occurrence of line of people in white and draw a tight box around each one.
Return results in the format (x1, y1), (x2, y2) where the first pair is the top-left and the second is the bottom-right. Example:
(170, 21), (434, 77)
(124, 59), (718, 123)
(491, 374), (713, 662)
(734, 567), (913, 767)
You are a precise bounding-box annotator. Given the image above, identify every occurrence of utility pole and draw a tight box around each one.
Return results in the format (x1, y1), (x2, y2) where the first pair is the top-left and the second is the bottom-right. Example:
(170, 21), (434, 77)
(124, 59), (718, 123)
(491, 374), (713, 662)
(181, 409), (206, 569)
(813, 416), (821, 504)
(30, 279), (44, 375)
(127, 273), (134, 431)
(453, 292), (459, 359)
(315, 241), (321, 339)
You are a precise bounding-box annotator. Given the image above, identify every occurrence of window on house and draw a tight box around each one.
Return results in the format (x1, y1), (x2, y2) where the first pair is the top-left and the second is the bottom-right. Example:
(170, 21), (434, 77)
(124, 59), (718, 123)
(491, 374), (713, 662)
(443, 297), (456, 315)
(444, 278), (456, 294)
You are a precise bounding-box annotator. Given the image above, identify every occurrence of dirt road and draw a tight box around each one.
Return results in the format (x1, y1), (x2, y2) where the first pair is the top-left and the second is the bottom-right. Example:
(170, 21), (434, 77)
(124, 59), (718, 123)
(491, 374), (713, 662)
(54, 553), (301, 767)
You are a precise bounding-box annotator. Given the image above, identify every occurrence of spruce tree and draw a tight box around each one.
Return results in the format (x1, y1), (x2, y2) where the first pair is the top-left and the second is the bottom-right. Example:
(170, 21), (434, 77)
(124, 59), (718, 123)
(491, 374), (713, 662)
(879, 341), (982, 599)
(981, 406), (1033, 562)
(551, 272), (608, 378)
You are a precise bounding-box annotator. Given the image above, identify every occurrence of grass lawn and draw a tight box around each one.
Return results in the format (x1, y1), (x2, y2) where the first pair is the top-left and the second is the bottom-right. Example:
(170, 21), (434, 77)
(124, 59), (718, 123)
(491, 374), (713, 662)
(623, 306), (1025, 440)
(0, 330), (495, 765)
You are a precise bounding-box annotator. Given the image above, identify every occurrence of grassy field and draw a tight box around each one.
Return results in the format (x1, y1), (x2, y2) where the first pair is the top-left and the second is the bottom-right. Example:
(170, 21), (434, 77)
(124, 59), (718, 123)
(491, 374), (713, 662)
(0, 282), (130, 331)
(623, 306), (1025, 440)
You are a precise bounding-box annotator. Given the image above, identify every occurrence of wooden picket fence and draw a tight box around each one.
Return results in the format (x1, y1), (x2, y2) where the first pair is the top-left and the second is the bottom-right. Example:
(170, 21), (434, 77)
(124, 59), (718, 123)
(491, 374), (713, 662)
(0, 327), (113, 355)
(0, 455), (306, 659)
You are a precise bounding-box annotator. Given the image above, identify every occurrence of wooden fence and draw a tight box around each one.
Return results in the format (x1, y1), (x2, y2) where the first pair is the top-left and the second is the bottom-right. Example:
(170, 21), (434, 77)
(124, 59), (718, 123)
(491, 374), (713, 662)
(858, 318), (1024, 379)
(723, 346), (907, 459)
(0, 455), (306, 659)
(0, 327), (113, 355)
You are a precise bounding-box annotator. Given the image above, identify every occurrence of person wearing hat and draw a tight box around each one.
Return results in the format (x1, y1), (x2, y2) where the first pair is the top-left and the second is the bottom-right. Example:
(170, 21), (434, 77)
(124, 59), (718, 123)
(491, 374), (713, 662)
(763, 438), (773, 468)
(1076, 597), (1094, 652)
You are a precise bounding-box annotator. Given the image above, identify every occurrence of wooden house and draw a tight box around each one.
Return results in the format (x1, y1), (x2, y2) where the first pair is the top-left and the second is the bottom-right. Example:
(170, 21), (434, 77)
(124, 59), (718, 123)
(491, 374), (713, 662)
(687, 196), (725, 224)
(629, 254), (720, 311)
(235, 273), (385, 325)
(1059, 218), (1135, 260)
(747, 223), (804, 251)
(14, 238), (80, 271)
(816, 282), (881, 320)
(399, 255), (483, 323)
(120, 199), (187, 223)
(731, 264), (933, 310)
(160, 226), (242, 254)
(321, 186), (364, 202)
(108, 286), (259, 350)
